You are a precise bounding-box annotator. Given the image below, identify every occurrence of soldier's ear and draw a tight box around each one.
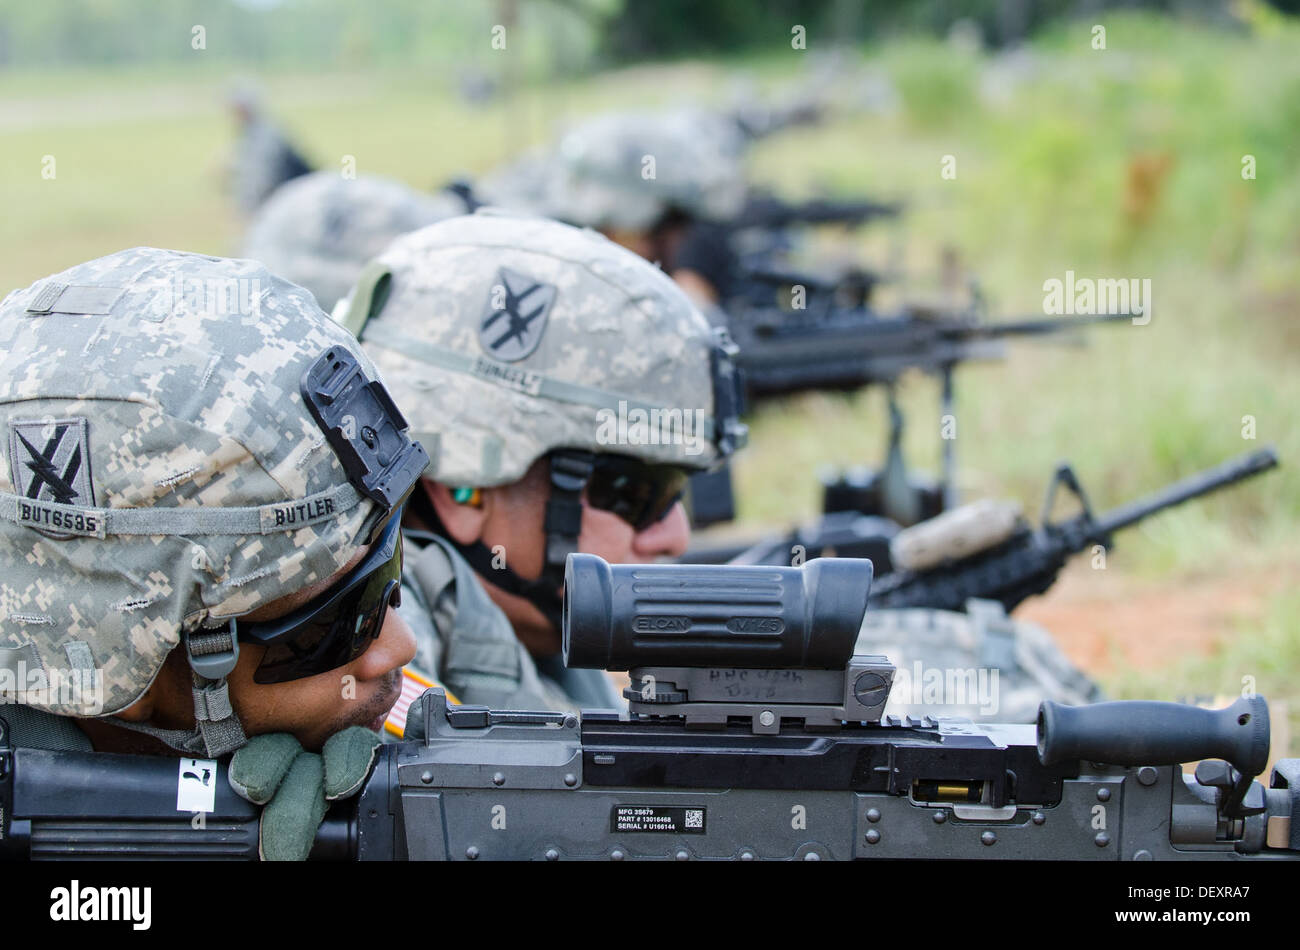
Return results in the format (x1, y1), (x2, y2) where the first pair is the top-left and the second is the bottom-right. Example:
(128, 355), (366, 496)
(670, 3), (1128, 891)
(427, 480), (487, 544)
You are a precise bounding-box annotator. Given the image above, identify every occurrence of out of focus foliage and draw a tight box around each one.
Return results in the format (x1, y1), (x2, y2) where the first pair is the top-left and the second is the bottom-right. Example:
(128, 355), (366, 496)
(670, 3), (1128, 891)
(0, 0), (1271, 74)
(0, 0), (604, 76)
(601, 0), (1245, 57)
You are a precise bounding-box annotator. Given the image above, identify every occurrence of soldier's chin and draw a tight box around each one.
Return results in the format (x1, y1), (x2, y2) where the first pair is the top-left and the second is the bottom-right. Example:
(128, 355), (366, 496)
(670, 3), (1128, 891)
(341, 669), (403, 735)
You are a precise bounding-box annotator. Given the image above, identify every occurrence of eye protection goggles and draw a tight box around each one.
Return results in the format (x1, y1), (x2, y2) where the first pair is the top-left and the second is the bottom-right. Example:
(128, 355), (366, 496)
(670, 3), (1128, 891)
(584, 453), (690, 532)
(235, 513), (404, 684)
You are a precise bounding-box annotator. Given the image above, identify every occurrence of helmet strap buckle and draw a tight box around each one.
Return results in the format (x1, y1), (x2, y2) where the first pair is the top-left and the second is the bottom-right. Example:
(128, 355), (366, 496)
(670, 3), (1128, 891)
(542, 449), (594, 577)
(185, 620), (240, 681)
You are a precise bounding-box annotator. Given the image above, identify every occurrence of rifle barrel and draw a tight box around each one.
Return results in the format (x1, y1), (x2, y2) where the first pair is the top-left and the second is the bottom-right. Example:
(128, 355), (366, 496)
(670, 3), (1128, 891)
(1093, 447), (1279, 536)
(964, 311), (1136, 338)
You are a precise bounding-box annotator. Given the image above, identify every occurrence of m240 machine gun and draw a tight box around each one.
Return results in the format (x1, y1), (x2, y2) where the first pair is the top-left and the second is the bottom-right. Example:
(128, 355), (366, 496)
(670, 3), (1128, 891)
(2, 555), (1295, 861)
(681, 292), (1136, 565)
(870, 446), (1280, 613)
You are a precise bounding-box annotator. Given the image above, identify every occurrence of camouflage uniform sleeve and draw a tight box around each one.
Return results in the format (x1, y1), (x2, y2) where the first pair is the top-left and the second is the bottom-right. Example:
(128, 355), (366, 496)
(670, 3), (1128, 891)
(397, 533), (582, 713)
(394, 570), (444, 684)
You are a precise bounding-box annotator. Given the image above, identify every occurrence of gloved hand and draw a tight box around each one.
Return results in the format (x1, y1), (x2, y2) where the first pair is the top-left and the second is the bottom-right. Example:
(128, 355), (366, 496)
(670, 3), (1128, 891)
(227, 727), (381, 861)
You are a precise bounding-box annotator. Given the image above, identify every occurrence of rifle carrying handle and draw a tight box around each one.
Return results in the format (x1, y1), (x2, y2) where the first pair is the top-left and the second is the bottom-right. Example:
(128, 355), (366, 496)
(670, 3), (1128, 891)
(1037, 695), (1270, 779)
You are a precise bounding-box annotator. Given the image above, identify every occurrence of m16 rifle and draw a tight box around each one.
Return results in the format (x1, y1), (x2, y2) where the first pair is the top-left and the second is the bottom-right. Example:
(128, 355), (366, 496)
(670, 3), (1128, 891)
(871, 447), (1280, 613)
(2, 555), (1296, 861)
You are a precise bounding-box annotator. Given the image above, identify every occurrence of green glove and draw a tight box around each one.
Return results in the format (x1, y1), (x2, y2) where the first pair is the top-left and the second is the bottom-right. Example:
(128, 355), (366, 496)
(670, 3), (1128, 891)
(227, 727), (381, 861)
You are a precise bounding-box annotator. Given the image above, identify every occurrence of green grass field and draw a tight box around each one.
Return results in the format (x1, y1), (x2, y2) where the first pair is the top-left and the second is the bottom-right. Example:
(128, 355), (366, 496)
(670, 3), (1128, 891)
(1, 11), (1296, 745)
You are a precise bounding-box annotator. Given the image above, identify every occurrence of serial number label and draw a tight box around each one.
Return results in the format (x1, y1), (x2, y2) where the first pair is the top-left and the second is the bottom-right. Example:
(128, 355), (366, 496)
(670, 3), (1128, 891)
(610, 805), (707, 834)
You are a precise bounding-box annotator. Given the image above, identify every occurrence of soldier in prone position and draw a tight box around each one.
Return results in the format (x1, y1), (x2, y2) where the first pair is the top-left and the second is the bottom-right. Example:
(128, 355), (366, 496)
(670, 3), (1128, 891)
(241, 171), (463, 314)
(338, 211), (747, 719)
(0, 247), (430, 858)
(479, 109), (752, 308)
(225, 85), (314, 215)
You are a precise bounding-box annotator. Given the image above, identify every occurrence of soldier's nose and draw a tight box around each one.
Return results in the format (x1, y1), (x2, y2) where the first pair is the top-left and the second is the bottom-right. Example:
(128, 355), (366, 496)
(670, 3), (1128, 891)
(354, 610), (417, 681)
(632, 501), (690, 559)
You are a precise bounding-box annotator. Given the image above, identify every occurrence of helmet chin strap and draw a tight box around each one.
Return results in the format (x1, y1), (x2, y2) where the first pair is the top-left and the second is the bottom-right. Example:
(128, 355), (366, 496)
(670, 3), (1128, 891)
(419, 450), (595, 636)
(108, 621), (248, 758)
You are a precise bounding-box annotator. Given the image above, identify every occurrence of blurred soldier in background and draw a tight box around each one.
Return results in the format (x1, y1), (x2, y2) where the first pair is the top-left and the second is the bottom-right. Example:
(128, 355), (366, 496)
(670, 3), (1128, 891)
(340, 210), (747, 717)
(478, 107), (754, 308)
(860, 601), (1102, 722)
(225, 84), (314, 215)
(242, 171), (463, 312)
(473, 67), (897, 306)
(0, 247), (427, 858)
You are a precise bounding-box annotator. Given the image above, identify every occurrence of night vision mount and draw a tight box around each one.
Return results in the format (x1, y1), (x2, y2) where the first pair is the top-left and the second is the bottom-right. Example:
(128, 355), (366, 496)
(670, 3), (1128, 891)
(301, 348), (429, 512)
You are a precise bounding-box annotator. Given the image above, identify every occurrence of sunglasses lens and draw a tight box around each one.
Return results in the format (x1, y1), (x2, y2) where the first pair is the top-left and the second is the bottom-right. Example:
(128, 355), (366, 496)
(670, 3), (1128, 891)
(586, 456), (688, 530)
(250, 527), (403, 684)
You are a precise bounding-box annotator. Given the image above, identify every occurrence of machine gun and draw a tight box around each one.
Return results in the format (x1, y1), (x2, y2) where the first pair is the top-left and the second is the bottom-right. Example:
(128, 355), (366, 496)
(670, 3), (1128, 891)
(870, 447), (1280, 613)
(727, 192), (902, 233)
(680, 293), (1136, 559)
(728, 296), (1134, 401)
(2, 555), (1296, 861)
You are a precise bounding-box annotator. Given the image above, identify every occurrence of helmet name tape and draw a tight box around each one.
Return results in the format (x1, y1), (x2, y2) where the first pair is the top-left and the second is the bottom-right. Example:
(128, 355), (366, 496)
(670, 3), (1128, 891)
(0, 481), (366, 540)
(470, 355), (543, 395)
(478, 267), (557, 362)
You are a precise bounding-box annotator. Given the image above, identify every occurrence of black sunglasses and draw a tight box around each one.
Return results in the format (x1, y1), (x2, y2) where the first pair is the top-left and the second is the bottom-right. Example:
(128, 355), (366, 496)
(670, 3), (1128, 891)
(584, 453), (689, 531)
(236, 514), (404, 684)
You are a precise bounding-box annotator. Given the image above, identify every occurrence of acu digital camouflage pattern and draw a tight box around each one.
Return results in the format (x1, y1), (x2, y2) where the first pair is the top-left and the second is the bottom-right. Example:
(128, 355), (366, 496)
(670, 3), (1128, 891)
(858, 601), (1103, 723)
(242, 171), (462, 312)
(491, 110), (751, 232)
(354, 211), (727, 486)
(0, 247), (385, 717)
(474, 147), (556, 219)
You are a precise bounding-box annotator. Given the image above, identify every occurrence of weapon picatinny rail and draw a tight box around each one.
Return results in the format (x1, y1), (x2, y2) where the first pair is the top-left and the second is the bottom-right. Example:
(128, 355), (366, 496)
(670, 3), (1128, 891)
(1, 554), (1294, 861)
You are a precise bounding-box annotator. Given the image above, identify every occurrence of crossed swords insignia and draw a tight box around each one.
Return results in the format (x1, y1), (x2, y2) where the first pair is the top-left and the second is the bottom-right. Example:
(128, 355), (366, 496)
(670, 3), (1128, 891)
(479, 268), (557, 362)
(10, 420), (93, 506)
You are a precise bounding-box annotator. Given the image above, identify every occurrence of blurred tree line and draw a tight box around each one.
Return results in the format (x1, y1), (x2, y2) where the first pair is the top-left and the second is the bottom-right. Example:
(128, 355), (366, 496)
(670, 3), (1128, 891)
(0, 0), (1276, 73)
(601, 0), (1254, 55)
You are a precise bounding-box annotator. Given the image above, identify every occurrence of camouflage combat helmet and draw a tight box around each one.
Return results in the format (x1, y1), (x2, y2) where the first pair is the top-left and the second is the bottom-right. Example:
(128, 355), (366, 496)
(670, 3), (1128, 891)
(473, 147), (557, 218)
(343, 209), (746, 628)
(539, 110), (750, 232)
(0, 247), (424, 755)
(242, 171), (462, 312)
(344, 209), (746, 487)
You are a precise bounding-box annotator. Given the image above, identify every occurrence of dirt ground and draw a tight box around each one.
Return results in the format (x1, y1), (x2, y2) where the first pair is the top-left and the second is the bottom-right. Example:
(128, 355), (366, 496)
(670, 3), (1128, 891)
(1019, 560), (1296, 760)
(1017, 561), (1290, 676)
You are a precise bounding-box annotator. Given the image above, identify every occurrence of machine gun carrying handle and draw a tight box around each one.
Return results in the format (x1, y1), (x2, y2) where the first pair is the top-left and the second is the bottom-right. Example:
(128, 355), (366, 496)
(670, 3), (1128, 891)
(1038, 696), (1270, 817)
